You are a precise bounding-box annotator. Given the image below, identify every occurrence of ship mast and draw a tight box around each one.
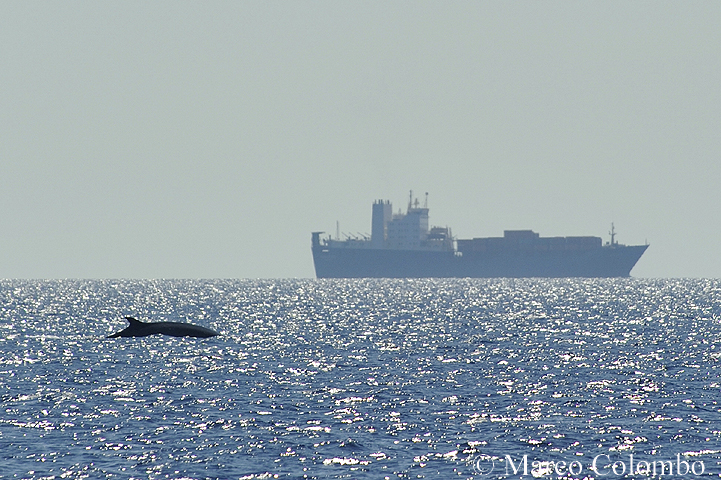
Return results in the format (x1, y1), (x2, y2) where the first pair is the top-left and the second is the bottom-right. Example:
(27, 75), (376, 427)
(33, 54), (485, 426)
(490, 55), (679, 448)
(609, 223), (617, 246)
(406, 190), (426, 211)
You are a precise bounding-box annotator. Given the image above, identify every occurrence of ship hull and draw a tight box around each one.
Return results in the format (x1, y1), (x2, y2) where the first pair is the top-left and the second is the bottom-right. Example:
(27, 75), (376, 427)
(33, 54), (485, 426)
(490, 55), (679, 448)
(312, 244), (648, 278)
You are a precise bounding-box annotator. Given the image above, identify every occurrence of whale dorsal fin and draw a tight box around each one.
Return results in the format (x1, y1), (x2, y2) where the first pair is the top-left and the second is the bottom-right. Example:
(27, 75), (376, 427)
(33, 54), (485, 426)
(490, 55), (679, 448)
(125, 316), (144, 326)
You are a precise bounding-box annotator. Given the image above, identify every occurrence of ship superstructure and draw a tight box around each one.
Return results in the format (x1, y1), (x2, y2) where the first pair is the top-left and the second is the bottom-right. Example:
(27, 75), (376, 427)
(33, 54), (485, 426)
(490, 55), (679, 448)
(312, 193), (648, 278)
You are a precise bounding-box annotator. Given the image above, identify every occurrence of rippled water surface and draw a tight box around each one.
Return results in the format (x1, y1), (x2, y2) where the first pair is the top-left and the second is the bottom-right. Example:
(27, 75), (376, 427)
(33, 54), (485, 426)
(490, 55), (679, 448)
(2, 279), (721, 479)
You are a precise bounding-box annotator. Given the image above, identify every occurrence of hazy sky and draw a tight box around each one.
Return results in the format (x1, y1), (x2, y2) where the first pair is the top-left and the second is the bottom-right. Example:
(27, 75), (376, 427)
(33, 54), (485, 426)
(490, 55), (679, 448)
(1, 2), (719, 279)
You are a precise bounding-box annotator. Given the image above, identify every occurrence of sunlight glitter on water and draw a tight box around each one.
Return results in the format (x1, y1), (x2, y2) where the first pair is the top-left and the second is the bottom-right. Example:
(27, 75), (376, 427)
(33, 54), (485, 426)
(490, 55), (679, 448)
(1, 279), (721, 479)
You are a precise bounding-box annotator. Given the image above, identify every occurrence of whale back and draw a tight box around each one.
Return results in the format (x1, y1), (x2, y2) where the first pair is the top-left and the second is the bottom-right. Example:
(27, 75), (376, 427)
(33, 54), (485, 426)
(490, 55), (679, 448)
(107, 316), (218, 338)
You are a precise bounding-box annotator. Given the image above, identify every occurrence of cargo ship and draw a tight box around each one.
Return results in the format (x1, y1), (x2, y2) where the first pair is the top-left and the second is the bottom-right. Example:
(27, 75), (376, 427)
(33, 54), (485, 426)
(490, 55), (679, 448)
(311, 193), (648, 278)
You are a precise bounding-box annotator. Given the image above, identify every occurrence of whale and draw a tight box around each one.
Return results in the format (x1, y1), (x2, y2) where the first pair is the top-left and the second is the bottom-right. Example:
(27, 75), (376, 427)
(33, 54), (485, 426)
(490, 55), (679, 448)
(107, 317), (219, 338)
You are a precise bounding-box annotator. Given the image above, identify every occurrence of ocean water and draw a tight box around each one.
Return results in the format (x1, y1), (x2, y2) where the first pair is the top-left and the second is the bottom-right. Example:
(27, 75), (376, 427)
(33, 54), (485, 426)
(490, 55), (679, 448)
(1, 279), (721, 479)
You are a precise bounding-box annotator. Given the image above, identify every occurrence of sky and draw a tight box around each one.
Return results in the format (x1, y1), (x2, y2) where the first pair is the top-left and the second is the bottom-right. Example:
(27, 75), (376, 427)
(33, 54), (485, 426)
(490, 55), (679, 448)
(1, 2), (719, 279)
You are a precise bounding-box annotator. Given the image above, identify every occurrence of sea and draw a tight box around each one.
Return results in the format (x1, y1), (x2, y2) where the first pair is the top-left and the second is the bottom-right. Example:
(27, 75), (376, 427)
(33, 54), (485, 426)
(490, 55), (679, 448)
(1, 278), (721, 480)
